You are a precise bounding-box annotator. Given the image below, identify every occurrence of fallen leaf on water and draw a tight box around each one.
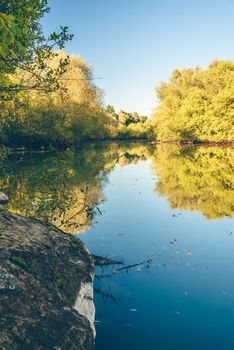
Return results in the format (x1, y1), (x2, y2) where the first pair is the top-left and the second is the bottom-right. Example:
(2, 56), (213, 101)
(184, 249), (193, 256)
(175, 310), (181, 315)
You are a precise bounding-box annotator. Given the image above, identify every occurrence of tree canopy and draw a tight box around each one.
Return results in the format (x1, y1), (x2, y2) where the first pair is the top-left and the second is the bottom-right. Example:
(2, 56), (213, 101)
(153, 60), (234, 142)
(0, 0), (72, 96)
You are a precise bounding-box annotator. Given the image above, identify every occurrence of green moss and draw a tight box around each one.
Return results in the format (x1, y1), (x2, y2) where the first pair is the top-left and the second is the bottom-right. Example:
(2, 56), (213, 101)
(55, 278), (64, 288)
(10, 255), (31, 272)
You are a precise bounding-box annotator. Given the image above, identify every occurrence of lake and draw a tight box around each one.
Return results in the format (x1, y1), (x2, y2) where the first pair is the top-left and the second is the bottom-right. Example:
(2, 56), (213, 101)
(2, 142), (234, 350)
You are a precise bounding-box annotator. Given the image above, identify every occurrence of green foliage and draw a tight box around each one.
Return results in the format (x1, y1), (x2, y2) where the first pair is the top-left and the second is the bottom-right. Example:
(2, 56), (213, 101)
(0, 13), (17, 58)
(118, 121), (155, 140)
(10, 255), (31, 272)
(0, 0), (152, 148)
(0, 0), (72, 95)
(1, 50), (153, 147)
(104, 105), (153, 140)
(8, 52), (118, 146)
(117, 110), (147, 126)
(154, 60), (234, 142)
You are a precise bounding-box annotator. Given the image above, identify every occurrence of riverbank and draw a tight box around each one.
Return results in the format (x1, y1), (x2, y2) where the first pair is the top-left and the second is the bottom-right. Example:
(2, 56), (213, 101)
(0, 210), (95, 350)
(1, 138), (234, 156)
(156, 140), (234, 146)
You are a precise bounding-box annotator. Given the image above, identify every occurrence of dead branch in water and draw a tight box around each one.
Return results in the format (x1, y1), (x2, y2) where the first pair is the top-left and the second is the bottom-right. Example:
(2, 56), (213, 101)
(95, 258), (154, 279)
(91, 254), (124, 267)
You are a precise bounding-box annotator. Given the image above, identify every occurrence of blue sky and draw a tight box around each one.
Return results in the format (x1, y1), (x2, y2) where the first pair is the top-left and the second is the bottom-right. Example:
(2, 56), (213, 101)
(43, 0), (234, 115)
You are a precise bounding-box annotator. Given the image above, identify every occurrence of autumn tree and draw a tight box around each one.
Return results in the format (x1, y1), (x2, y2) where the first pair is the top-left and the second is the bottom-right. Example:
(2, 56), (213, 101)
(153, 60), (234, 142)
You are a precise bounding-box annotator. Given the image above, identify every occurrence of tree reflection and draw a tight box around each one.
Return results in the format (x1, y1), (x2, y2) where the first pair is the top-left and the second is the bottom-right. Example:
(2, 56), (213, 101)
(0, 143), (232, 230)
(0, 143), (152, 233)
(151, 145), (234, 219)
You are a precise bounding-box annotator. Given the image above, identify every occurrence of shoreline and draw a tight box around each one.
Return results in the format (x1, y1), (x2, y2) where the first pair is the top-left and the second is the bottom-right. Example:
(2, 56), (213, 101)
(2, 138), (234, 155)
(0, 210), (95, 349)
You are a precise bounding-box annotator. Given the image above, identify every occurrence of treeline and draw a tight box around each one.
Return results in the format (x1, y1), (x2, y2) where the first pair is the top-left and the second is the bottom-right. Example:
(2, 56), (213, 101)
(153, 60), (234, 142)
(1, 1), (233, 149)
(0, 1), (153, 150)
(3, 51), (116, 147)
(105, 105), (154, 140)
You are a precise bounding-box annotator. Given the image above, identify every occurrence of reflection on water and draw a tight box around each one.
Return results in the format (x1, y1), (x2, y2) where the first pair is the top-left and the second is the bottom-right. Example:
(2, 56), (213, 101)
(152, 145), (234, 219)
(1, 142), (234, 350)
(1, 143), (233, 228)
(0, 143), (152, 232)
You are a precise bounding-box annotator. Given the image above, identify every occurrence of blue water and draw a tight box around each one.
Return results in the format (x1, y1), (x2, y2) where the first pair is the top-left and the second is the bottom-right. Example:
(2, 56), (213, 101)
(2, 143), (233, 349)
(81, 160), (234, 350)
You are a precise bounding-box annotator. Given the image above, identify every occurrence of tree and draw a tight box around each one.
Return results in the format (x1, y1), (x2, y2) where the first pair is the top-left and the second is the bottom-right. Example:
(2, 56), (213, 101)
(153, 60), (234, 142)
(105, 105), (119, 121)
(0, 13), (17, 58)
(0, 0), (73, 96)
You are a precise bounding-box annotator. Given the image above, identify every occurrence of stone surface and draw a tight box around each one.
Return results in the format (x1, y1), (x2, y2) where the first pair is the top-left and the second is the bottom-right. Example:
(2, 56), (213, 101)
(0, 210), (95, 350)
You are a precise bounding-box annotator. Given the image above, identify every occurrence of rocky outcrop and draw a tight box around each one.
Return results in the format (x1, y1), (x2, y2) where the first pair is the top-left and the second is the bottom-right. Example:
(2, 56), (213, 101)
(0, 210), (95, 350)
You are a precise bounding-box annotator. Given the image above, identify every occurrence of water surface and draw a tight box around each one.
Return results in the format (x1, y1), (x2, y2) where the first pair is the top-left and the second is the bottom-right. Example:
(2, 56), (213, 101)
(2, 143), (234, 350)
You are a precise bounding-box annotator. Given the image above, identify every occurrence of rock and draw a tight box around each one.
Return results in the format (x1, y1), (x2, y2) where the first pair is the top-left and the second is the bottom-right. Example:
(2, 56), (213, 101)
(0, 210), (95, 350)
(0, 192), (8, 204)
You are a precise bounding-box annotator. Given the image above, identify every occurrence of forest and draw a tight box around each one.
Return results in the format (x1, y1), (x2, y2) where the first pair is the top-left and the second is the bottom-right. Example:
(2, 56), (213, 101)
(0, 0), (233, 153)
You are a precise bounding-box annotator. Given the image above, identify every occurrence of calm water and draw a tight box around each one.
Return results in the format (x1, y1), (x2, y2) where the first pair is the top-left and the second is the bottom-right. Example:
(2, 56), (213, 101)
(1, 142), (234, 350)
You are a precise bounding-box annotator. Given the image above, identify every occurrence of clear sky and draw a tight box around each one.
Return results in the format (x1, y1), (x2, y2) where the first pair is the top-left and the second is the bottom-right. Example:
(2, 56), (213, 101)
(42, 0), (234, 115)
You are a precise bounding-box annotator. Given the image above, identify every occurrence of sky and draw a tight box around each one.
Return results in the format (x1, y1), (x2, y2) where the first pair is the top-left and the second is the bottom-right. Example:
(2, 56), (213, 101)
(42, 0), (234, 116)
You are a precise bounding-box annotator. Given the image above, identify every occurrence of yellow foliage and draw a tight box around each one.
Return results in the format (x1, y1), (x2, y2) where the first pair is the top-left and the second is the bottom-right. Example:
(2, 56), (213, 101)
(154, 60), (234, 142)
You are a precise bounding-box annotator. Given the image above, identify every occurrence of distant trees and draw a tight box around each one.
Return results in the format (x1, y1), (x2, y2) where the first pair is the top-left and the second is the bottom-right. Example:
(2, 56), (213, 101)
(105, 105), (119, 122)
(118, 110), (147, 126)
(103, 105), (154, 140)
(105, 105), (148, 126)
(153, 60), (234, 142)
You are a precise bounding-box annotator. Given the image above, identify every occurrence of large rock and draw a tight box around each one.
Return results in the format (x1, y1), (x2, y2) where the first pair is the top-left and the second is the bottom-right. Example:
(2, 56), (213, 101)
(0, 210), (95, 350)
